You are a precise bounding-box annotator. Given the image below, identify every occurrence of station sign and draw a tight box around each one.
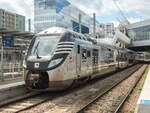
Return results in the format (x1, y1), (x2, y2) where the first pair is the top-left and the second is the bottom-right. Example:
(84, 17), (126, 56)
(2, 36), (14, 47)
(20, 46), (26, 51)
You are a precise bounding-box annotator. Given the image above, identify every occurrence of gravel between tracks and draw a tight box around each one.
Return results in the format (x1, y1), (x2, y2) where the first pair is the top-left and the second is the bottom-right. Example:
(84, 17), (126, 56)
(84, 65), (147, 113)
(20, 64), (143, 113)
(119, 65), (149, 113)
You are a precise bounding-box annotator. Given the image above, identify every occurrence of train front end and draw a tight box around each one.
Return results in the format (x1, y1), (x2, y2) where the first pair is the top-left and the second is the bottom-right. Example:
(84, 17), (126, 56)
(23, 28), (74, 91)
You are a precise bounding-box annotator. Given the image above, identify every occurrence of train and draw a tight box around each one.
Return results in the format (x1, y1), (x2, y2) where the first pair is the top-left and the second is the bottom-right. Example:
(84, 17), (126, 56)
(23, 27), (140, 91)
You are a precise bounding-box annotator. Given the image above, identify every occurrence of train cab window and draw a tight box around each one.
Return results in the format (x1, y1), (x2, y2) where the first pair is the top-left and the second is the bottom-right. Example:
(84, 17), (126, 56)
(87, 50), (91, 57)
(78, 45), (80, 54)
(82, 49), (87, 59)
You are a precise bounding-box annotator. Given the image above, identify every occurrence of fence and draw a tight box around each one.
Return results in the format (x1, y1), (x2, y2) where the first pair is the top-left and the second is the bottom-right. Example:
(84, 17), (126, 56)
(0, 62), (23, 81)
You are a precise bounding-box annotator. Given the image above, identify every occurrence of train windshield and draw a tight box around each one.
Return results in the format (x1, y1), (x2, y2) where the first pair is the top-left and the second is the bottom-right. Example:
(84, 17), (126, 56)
(29, 35), (60, 57)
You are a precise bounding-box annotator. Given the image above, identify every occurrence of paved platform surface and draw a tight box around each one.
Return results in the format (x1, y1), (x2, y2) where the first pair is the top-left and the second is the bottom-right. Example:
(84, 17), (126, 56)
(136, 68), (150, 113)
(0, 78), (24, 90)
(0, 78), (26, 102)
(0, 77), (24, 85)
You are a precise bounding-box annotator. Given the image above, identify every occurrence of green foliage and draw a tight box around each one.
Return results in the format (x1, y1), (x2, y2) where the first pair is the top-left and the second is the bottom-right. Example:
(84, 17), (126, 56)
(129, 108), (135, 113)
(136, 86), (142, 91)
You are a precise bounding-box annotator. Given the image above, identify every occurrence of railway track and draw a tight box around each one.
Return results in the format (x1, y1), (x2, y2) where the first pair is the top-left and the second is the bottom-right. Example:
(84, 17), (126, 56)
(75, 64), (147, 113)
(0, 92), (52, 113)
(114, 65), (148, 113)
(0, 64), (145, 113)
(0, 88), (75, 113)
(0, 91), (40, 108)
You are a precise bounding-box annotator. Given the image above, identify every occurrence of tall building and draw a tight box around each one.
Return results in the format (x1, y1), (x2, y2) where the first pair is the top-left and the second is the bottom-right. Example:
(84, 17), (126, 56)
(104, 23), (114, 36)
(34, 0), (99, 33)
(0, 9), (25, 31)
(98, 23), (115, 38)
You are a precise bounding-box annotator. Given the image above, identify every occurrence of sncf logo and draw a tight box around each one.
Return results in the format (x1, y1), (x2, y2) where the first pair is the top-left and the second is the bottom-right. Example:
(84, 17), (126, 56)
(34, 63), (39, 68)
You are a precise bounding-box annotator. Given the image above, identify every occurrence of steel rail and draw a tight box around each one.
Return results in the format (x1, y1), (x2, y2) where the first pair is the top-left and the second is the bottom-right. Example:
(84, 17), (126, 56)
(114, 65), (147, 113)
(0, 91), (40, 107)
(76, 64), (143, 113)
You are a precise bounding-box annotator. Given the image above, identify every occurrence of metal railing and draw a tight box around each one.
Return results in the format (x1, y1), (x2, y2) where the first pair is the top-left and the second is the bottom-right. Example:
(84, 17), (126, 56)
(0, 62), (23, 81)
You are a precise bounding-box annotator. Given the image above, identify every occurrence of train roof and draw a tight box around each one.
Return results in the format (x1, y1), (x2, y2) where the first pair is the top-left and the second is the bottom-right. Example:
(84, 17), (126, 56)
(38, 27), (67, 35)
(37, 27), (86, 38)
(36, 27), (136, 53)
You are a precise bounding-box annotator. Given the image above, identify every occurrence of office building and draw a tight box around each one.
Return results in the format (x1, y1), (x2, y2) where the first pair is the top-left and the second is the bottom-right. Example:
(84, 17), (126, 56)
(0, 8), (25, 31)
(98, 23), (115, 38)
(34, 0), (99, 33)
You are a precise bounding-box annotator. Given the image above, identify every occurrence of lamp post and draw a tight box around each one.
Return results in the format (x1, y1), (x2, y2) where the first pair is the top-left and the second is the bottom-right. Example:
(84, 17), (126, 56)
(0, 33), (3, 81)
(79, 14), (82, 34)
(93, 13), (96, 38)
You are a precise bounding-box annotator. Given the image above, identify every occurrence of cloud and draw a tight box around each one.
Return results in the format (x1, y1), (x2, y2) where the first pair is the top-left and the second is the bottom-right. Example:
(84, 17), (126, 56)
(0, 0), (33, 18)
(0, 0), (34, 31)
(70, 0), (150, 19)
(0, 0), (150, 30)
(69, 0), (103, 15)
(112, 17), (141, 27)
(119, 0), (150, 17)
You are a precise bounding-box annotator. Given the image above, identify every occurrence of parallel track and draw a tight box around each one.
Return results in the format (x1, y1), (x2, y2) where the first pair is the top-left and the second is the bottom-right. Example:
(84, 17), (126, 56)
(76, 64), (145, 113)
(114, 65), (147, 113)
(0, 92), (40, 108)
(0, 64), (144, 113)
(0, 92), (50, 113)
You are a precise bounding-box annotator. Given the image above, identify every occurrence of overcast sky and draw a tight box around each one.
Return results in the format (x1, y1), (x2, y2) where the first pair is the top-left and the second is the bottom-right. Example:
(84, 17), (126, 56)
(0, 0), (149, 31)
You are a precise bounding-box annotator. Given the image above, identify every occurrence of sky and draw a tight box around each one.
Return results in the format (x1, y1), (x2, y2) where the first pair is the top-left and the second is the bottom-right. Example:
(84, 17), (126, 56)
(0, 0), (149, 31)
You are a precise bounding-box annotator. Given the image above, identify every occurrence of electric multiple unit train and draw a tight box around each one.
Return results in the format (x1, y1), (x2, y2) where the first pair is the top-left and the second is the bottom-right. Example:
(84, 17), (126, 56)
(23, 27), (139, 91)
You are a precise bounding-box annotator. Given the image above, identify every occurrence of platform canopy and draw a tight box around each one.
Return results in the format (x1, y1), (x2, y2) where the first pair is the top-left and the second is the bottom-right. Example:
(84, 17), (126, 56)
(0, 28), (35, 39)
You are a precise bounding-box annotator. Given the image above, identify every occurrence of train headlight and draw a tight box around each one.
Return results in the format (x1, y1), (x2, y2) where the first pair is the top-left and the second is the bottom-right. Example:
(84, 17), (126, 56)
(48, 58), (63, 68)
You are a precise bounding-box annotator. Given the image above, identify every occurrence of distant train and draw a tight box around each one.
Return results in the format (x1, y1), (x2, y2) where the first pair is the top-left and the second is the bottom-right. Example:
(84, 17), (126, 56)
(23, 27), (141, 91)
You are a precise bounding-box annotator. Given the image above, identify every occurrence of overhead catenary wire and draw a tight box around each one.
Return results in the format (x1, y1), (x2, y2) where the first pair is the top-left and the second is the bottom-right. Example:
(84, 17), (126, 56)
(112, 0), (127, 20)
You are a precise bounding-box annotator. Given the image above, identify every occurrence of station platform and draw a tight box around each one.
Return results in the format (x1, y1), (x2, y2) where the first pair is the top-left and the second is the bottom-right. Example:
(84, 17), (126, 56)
(0, 78), (24, 90)
(136, 67), (150, 113)
(0, 78), (26, 102)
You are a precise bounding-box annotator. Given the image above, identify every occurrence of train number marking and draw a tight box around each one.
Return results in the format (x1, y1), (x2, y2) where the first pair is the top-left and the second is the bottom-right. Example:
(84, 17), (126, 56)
(34, 63), (39, 68)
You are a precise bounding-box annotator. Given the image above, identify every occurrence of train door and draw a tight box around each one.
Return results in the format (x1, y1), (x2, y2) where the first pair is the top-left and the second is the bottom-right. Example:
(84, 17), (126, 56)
(117, 50), (120, 69)
(92, 49), (99, 73)
(81, 48), (87, 76)
(76, 45), (81, 75)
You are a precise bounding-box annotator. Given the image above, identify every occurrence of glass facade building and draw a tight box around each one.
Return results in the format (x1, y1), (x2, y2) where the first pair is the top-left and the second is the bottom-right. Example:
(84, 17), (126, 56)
(34, 0), (98, 33)
(128, 26), (150, 41)
(127, 20), (150, 41)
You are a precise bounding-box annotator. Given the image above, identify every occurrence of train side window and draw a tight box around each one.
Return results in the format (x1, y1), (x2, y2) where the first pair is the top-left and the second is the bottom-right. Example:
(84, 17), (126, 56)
(87, 50), (91, 57)
(82, 37), (86, 40)
(82, 49), (87, 59)
(78, 45), (80, 54)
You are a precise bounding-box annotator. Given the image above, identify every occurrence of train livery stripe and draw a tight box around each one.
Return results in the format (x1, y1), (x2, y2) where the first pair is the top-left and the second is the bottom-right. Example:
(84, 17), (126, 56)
(55, 41), (74, 54)
(54, 51), (71, 54)
(55, 49), (72, 52)
(56, 48), (72, 51)
(58, 42), (74, 45)
(57, 47), (73, 49)
(58, 43), (74, 46)
(57, 45), (74, 48)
